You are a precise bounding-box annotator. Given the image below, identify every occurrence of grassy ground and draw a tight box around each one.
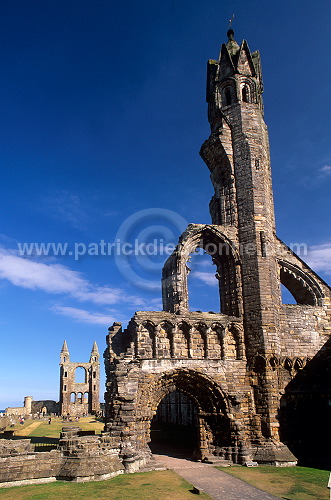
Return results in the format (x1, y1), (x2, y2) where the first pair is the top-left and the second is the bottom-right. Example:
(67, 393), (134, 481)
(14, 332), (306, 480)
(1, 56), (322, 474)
(0, 470), (211, 500)
(221, 465), (330, 500)
(1, 416), (104, 442)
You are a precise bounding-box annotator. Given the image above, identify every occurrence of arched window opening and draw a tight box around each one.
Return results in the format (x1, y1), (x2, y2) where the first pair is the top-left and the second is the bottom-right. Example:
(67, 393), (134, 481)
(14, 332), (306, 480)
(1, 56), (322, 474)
(242, 85), (250, 102)
(84, 392), (89, 402)
(150, 391), (198, 456)
(224, 88), (232, 106)
(70, 392), (76, 403)
(75, 366), (86, 384)
(188, 251), (220, 313)
(77, 392), (83, 403)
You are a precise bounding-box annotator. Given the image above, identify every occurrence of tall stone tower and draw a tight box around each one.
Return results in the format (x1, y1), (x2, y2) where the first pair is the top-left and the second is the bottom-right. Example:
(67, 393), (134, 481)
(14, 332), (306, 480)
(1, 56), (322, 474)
(59, 341), (100, 416)
(103, 30), (331, 467)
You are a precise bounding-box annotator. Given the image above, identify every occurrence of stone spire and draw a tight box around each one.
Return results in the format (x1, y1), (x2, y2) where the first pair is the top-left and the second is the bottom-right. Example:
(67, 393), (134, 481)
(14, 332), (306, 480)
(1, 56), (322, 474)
(60, 340), (70, 363)
(90, 341), (99, 362)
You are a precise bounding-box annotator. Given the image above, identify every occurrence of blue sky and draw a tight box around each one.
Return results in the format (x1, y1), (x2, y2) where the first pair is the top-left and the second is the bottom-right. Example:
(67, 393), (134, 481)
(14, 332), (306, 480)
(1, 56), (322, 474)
(0, 0), (331, 408)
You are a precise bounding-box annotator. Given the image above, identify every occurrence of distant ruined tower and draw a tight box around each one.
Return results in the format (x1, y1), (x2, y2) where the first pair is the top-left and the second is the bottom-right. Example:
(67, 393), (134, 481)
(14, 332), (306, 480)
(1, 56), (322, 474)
(59, 341), (100, 416)
(103, 29), (331, 467)
(24, 396), (33, 414)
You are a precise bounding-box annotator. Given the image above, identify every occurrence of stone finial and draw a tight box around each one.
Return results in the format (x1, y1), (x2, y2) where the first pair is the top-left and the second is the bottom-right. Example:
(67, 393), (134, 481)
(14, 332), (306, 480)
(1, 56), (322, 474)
(61, 340), (69, 354)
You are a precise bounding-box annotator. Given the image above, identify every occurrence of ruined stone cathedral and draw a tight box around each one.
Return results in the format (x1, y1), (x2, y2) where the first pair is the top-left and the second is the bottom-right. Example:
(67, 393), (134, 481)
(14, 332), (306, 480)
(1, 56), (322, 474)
(104, 30), (331, 467)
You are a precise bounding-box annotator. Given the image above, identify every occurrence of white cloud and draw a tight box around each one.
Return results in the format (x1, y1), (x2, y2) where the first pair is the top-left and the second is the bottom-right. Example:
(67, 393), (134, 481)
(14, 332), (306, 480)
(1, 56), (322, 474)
(190, 271), (218, 286)
(52, 305), (118, 325)
(0, 245), (163, 325)
(0, 246), (124, 303)
(319, 165), (331, 177)
(306, 243), (331, 275)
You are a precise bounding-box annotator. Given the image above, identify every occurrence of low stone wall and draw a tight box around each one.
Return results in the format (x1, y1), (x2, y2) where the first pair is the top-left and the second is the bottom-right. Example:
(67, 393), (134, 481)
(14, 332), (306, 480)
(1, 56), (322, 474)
(0, 428), (125, 487)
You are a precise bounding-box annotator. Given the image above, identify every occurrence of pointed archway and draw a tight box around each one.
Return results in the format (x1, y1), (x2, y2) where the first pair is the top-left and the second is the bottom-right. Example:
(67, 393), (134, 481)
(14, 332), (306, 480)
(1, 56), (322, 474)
(136, 368), (240, 461)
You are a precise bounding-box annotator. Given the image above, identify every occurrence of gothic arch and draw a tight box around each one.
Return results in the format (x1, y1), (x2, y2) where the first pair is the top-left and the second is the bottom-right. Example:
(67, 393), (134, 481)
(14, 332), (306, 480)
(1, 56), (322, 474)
(278, 260), (323, 306)
(162, 225), (242, 316)
(136, 369), (240, 459)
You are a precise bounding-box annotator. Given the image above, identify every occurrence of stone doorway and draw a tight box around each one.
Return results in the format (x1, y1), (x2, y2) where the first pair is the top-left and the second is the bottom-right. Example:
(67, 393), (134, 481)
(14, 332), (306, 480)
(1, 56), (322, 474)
(149, 390), (199, 458)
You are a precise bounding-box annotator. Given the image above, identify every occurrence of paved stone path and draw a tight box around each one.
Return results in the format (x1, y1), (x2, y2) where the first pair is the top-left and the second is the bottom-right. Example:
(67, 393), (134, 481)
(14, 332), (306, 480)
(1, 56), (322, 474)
(153, 454), (281, 500)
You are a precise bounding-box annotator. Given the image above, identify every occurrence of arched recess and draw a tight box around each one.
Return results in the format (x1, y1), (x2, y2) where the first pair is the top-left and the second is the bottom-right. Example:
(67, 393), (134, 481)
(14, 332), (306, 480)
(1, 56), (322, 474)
(191, 323), (208, 358)
(279, 260), (323, 306)
(223, 324), (243, 360)
(137, 321), (156, 358)
(240, 78), (256, 104)
(209, 323), (223, 359)
(173, 322), (191, 358)
(157, 321), (174, 358)
(136, 369), (240, 461)
(75, 366), (86, 384)
(220, 79), (237, 107)
(162, 225), (242, 316)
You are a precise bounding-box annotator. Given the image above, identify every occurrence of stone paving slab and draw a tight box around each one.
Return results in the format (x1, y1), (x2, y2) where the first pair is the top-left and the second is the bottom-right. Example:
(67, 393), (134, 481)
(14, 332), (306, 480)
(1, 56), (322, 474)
(153, 454), (281, 500)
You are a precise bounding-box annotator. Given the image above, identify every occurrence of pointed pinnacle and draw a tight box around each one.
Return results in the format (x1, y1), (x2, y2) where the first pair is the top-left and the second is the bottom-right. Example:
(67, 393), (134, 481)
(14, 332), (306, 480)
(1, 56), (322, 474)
(61, 340), (69, 353)
(91, 341), (99, 353)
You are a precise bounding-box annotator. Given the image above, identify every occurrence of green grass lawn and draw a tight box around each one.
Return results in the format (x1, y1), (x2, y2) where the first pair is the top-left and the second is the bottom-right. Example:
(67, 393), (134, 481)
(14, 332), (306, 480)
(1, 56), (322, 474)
(28, 416), (104, 439)
(1, 416), (104, 442)
(221, 465), (330, 500)
(0, 470), (211, 500)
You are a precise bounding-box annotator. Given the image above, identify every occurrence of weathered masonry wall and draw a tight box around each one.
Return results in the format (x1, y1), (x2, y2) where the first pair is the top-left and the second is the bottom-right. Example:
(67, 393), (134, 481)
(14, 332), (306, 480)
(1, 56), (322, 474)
(0, 428), (123, 487)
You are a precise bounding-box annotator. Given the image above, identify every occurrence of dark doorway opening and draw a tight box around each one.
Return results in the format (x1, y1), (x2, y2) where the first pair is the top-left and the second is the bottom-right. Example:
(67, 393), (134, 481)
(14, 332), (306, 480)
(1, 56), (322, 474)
(149, 391), (199, 458)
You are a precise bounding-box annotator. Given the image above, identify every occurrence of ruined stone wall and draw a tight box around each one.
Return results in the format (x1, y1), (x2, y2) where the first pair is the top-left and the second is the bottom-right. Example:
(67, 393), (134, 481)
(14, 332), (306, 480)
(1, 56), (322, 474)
(0, 428), (123, 487)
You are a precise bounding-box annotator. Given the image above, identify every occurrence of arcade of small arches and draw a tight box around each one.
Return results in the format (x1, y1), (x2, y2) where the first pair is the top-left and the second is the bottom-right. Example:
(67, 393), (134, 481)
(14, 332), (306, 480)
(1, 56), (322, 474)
(219, 77), (258, 107)
(252, 354), (311, 375)
(134, 320), (245, 360)
(69, 391), (90, 404)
